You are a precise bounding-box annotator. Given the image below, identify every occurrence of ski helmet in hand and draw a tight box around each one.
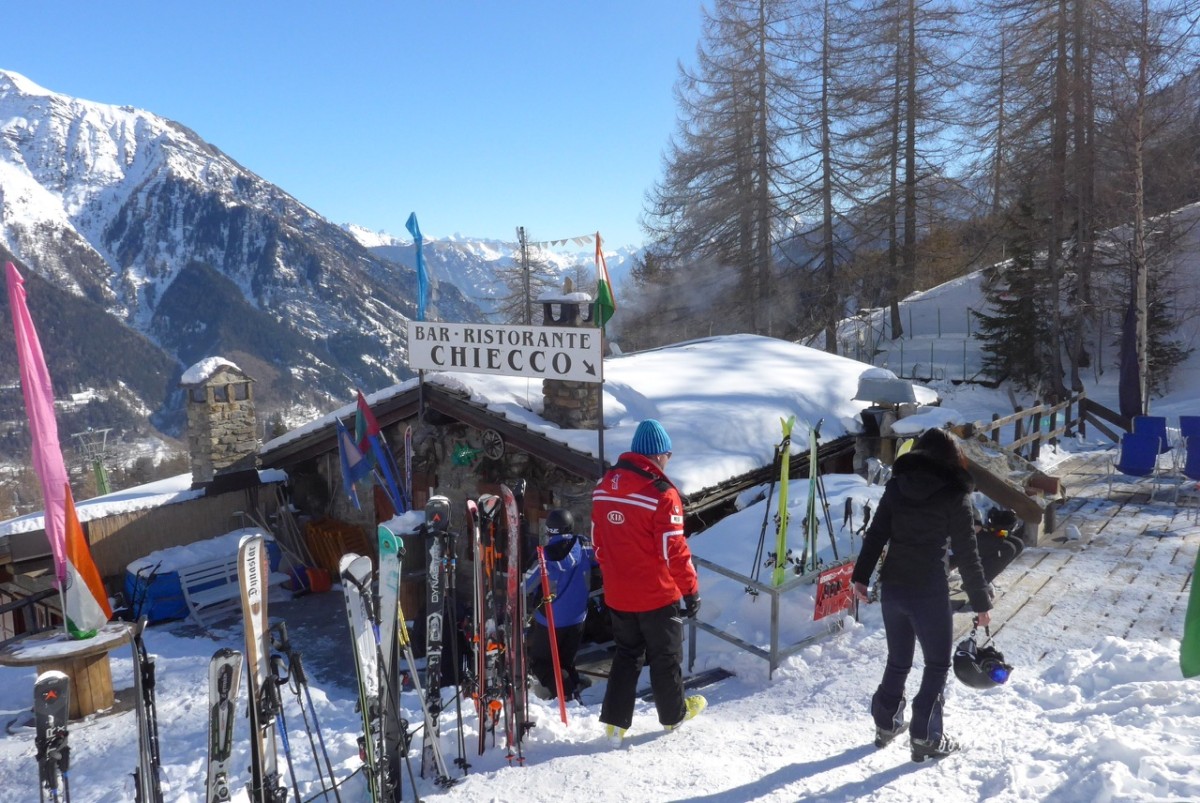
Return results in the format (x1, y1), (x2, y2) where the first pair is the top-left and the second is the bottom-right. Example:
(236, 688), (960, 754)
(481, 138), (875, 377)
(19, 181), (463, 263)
(544, 509), (574, 537)
(953, 632), (1013, 689)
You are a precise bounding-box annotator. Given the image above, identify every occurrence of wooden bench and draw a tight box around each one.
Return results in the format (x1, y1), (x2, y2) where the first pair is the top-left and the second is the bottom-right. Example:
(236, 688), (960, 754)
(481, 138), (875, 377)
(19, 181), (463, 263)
(180, 554), (289, 630)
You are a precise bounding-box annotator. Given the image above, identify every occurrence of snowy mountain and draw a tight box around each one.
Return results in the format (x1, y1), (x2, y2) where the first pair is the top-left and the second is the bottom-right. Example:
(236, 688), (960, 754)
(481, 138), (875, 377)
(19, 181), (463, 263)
(0, 70), (486, 438)
(344, 224), (640, 318)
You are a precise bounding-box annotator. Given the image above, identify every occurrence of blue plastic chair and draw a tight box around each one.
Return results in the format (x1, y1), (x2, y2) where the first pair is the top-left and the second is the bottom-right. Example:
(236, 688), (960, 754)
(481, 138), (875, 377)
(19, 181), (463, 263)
(1180, 416), (1200, 448)
(1108, 431), (1164, 500)
(1180, 418), (1200, 516)
(1133, 415), (1171, 455)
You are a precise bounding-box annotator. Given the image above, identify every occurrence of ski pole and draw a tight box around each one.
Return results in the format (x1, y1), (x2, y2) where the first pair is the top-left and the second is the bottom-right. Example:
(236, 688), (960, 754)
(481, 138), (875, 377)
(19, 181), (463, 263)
(536, 545), (568, 723)
(268, 656), (303, 803)
(749, 442), (781, 592)
(273, 623), (341, 802)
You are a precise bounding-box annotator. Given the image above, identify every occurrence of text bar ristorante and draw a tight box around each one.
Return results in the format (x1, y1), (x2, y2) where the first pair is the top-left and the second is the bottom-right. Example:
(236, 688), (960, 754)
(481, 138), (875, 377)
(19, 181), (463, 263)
(406, 321), (602, 383)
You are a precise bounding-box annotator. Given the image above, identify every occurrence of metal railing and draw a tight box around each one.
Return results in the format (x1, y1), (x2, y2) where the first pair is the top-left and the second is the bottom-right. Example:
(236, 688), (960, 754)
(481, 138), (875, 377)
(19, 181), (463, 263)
(687, 556), (857, 677)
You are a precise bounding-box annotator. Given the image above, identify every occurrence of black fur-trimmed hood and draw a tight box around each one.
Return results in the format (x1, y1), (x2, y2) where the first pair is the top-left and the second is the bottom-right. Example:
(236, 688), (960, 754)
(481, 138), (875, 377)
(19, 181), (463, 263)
(890, 449), (974, 502)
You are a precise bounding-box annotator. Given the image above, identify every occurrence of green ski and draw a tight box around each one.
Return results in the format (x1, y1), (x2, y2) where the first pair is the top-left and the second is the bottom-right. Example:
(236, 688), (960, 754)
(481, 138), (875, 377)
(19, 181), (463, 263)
(772, 416), (797, 586)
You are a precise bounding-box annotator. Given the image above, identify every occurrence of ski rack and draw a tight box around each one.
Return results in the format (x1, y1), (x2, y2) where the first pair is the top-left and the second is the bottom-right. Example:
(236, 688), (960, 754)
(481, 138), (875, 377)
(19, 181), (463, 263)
(687, 556), (857, 678)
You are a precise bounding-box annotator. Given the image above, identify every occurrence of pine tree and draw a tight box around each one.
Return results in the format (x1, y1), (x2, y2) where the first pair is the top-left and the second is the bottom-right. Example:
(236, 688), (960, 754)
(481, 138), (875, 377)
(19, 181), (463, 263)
(974, 200), (1053, 391)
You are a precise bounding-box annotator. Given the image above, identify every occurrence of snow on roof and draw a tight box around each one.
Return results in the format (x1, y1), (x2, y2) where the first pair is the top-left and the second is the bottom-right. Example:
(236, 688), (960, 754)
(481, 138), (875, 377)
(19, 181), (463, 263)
(262, 333), (940, 496)
(180, 356), (243, 385)
(0, 469), (287, 537)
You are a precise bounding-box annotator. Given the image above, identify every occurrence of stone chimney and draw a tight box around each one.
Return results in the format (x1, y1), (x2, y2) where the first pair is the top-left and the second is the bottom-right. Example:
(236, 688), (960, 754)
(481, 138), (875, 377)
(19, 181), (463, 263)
(181, 357), (259, 486)
(541, 279), (601, 429)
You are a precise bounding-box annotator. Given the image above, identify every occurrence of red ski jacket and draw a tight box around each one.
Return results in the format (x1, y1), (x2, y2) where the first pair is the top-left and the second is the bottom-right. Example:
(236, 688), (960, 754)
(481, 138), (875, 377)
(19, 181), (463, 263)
(592, 452), (698, 613)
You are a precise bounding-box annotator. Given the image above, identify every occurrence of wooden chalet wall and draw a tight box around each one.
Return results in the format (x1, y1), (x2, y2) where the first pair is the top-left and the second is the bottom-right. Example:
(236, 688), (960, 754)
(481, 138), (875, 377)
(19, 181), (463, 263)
(86, 485), (281, 580)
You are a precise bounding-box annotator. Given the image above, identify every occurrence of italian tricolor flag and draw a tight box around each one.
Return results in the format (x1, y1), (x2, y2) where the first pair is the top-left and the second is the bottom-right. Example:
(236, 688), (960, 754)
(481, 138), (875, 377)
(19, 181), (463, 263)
(63, 486), (112, 638)
(594, 231), (616, 328)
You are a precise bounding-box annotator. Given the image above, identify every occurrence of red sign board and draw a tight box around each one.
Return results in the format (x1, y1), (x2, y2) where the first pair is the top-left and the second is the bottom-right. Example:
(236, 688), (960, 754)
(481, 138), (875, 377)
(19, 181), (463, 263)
(814, 561), (855, 620)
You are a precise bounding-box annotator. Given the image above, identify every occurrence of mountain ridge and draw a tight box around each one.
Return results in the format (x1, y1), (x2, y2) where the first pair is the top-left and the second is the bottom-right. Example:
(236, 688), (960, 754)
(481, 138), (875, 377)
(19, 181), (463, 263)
(0, 68), (584, 451)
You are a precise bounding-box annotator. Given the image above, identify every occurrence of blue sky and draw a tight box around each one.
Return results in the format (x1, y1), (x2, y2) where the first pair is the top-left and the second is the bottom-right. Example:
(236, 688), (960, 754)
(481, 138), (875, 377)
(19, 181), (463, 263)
(5, 2), (705, 248)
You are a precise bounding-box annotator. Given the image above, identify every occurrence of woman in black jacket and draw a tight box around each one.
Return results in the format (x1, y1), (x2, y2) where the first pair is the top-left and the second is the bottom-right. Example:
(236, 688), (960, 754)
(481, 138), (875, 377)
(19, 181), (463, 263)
(851, 427), (992, 763)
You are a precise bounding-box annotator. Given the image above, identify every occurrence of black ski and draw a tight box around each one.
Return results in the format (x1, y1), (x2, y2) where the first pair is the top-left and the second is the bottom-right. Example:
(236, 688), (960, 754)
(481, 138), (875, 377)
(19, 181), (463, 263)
(34, 670), (70, 803)
(207, 648), (243, 803)
(131, 617), (165, 803)
(422, 495), (452, 779)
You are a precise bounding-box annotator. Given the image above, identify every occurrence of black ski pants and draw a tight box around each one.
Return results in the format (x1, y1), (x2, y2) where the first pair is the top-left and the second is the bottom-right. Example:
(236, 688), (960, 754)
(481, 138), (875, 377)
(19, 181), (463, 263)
(872, 583), (952, 741)
(528, 620), (585, 698)
(600, 602), (685, 730)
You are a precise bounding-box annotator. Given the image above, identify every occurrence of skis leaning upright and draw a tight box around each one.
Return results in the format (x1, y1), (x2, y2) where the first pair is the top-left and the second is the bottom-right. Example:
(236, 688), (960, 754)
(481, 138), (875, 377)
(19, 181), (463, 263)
(500, 483), (530, 763)
(131, 618), (165, 803)
(339, 552), (388, 802)
(34, 670), (70, 803)
(422, 495), (452, 779)
(772, 416), (797, 585)
(207, 648), (243, 803)
(237, 533), (286, 803)
(378, 524), (453, 791)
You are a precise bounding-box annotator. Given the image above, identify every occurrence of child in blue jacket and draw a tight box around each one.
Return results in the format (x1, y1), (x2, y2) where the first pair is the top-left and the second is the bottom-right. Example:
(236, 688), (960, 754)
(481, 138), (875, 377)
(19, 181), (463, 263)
(524, 509), (596, 700)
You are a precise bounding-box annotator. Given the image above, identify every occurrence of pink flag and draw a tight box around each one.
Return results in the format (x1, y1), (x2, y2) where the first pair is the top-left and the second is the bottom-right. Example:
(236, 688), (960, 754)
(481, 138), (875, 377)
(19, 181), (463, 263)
(5, 262), (68, 585)
(6, 262), (110, 637)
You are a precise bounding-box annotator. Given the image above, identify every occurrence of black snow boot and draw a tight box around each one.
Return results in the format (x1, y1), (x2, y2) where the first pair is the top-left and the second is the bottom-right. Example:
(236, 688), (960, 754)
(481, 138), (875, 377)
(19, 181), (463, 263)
(911, 734), (960, 763)
(874, 721), (909, 748)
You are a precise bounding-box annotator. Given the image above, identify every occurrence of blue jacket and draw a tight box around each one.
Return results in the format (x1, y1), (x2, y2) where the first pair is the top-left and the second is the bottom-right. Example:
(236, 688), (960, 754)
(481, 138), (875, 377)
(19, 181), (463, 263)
(524, 533), (596, 627)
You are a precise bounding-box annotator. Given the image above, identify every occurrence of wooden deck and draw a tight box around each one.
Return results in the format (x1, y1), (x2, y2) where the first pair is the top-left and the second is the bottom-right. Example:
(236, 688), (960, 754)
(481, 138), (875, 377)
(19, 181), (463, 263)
(963, 449), (1199, 661)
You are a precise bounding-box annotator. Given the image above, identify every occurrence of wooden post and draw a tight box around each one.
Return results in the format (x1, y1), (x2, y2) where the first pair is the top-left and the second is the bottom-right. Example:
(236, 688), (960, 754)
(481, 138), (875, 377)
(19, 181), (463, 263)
(1031, 402), (1043, 461)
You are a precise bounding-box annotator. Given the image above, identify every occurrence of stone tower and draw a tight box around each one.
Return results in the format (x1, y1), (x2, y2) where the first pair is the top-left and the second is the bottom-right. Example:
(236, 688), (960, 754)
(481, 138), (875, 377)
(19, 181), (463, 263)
(540, 280), (601, 429)
(181, 358), (258, 486)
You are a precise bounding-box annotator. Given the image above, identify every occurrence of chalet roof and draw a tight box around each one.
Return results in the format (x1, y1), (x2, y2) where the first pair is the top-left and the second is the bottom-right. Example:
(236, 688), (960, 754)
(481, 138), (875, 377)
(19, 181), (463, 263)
(258, 382), (605, 481)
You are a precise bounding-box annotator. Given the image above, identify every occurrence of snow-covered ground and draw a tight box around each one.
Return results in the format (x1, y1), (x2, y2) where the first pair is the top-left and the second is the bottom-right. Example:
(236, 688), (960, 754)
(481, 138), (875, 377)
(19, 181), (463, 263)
(1, 436), (1197, 802)
(1, 372), (1199, 801)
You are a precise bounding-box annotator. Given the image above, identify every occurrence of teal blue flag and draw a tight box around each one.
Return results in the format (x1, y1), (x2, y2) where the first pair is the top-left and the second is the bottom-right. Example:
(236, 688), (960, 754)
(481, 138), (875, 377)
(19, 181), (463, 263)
(406, 212), (428, 321)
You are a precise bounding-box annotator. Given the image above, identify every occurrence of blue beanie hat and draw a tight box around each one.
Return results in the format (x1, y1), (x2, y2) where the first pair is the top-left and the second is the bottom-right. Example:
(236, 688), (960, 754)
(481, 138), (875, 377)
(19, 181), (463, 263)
(631, 419), (672, 456)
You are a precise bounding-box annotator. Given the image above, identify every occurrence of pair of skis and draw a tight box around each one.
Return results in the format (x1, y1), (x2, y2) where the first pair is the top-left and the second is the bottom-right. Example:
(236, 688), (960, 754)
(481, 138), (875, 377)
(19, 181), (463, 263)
(466, 484), (531, 762)
(341, 521), (453, 802)
(377, 520), (453, 788)
(502, 483), (531, 762)
(757, 418), (841, 586)
(237, 533), (288, 803)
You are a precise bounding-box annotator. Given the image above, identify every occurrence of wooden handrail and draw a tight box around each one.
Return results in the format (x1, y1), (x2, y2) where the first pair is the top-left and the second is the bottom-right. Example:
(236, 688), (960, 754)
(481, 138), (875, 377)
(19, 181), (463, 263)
(969, 392), (1090, 460)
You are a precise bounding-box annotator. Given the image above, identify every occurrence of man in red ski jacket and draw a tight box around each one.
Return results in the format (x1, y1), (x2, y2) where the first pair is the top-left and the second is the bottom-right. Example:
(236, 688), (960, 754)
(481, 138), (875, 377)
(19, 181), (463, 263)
(593, 419), (705, 743)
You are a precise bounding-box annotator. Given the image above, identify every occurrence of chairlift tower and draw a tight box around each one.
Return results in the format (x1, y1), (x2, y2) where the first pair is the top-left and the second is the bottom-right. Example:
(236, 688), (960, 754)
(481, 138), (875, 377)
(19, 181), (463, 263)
(71, 427), (113, 495)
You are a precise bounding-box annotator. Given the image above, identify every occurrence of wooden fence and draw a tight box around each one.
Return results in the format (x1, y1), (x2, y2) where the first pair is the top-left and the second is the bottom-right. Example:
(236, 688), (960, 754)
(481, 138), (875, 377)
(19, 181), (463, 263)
(968, 392), (1126, 461)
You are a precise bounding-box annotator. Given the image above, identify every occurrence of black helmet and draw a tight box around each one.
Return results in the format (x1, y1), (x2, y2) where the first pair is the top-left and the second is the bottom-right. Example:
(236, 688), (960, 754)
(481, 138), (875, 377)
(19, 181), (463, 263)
(544, 509), (574, 537)
(954, 626), (1013, 689)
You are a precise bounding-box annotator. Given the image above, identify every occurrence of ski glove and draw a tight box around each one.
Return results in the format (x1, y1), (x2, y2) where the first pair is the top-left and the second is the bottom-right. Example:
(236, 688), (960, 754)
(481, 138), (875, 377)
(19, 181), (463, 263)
(682, 593), (701, 619)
